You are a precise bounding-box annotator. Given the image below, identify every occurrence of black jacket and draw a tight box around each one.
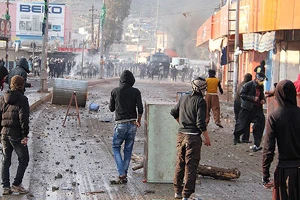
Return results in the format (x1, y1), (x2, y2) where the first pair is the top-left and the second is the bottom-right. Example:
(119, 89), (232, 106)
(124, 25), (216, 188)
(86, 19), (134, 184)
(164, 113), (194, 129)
(6, 58), (31, 89)
(170, 92), (207, 134)
(109, 70), (143, 121)
(0, 90), (30, 139)
(262, 80), (300, 180)
(240, 80), (265, 110)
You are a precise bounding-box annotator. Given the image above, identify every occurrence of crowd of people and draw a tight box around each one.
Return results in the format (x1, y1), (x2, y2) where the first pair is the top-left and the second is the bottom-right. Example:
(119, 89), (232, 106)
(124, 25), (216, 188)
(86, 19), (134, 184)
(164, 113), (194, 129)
(1, 56), (300, 199)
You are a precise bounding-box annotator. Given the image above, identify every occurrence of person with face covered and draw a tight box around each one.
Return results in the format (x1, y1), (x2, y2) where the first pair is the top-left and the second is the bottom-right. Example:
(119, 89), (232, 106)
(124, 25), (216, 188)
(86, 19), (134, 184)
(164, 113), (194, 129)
(233, 72), (266, 152)
(262, 80), (300, 200)
(171, 77), (211, 200)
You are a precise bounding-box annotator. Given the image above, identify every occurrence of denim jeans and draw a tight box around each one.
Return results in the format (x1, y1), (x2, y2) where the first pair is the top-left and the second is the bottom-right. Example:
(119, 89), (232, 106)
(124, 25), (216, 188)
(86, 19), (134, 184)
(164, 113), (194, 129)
(112, 122), (137, 177)
(1, 135), (29, 188)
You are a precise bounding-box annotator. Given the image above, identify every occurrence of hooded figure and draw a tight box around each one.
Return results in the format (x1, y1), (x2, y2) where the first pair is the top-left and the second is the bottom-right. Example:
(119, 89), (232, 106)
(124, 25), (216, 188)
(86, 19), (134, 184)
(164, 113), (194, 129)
(6, 58), (31, 90)
(262, 80), (300, 200)
(109, 70), (143, 184)
(293, 74), (300, 93)
(0, 75), (30, 195)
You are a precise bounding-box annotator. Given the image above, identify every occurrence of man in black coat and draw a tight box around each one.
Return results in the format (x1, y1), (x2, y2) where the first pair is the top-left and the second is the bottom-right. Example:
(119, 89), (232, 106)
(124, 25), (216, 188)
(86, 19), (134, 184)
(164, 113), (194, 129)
(6, 58), (31, 90)
(233, 72), (266, 152)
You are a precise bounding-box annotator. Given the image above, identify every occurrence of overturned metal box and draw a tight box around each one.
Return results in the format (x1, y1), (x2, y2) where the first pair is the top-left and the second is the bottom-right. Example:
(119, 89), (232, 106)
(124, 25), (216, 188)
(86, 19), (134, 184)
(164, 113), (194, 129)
(143, 101), (179, 183)
(52, 78), (88, 107)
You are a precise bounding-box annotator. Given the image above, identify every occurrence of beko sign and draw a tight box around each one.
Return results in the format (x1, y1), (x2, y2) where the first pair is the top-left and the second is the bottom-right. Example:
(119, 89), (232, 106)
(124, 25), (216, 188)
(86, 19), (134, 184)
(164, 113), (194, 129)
(19, 4), (63, 14)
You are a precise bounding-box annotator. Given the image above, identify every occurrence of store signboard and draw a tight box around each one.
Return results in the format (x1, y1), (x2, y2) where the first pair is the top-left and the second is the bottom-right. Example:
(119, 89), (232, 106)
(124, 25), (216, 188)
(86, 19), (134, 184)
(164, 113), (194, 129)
(16, 2), (65, 42)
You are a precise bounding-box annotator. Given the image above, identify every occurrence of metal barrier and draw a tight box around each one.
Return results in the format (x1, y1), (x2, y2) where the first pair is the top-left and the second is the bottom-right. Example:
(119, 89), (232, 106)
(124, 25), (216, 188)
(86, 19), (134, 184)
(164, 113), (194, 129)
(52, 78), (88, 107)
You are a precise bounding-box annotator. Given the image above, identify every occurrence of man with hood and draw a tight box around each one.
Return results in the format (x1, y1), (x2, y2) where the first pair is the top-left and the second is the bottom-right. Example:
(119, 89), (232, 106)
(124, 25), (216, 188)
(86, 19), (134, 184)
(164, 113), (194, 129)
(0, 75), (30, 195)
(109, 70), (143, 184)
(233, 72), (266, 152)
(170, 77), (211, 200)
(205, 69), (224, 128)
(6, 58), (32, 90)
(262, 80), (300, 200)
(234, 73), (252, 143)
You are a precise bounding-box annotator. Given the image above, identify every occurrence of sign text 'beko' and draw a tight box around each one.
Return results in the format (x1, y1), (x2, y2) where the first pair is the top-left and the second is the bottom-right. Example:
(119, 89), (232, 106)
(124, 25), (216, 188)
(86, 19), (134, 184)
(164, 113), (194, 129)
(19, 4), (63, 14)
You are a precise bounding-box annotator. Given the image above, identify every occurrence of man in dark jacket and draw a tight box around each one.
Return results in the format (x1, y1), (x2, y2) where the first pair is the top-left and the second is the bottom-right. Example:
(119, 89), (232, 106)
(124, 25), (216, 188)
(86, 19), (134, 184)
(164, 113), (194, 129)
(109, 70), (143, 184)
(234, 73), (252, 143)
(0, 63), (8, 91)
(233, 72), (266, 152)
(171, 77), (211, 200)
(6, 58), (32, 90)
(262, 80), (300, 200)
(0, 75), (30, 195)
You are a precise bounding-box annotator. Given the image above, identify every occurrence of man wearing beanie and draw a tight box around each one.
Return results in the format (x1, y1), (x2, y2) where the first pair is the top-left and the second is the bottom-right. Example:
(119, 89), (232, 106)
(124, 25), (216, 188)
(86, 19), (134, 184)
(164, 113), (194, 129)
(0, 75), (30, 195)
(6, 58), (32, 91)
(171, 77), (211, 200)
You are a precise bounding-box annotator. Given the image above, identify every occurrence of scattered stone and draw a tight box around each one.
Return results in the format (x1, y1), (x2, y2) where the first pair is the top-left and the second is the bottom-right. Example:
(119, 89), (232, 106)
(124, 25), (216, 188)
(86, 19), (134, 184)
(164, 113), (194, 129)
(144, 189), (155, 194)
(249, 153), (254, 156)
(55, 161), (60, 165)
(52, 186), (59, 192)
(69, 155), (75, 159)
(54, 173), (63, 179)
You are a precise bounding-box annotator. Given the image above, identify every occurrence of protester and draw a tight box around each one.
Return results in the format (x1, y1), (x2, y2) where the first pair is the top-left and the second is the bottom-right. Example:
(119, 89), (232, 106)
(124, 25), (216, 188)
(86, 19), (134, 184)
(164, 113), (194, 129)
(0, 75), (30, 195)
(170, 77), (211, 200)
(233, 72), (266, 152)
(254, 60), (268, 81)
(109, 70), (143, 184)
(6, 58), (32, 90)
(262, 79), (300, 200)
(293, 74), (300, 93)
(205, 69), (224, 128)
(233, 73), (252, 143)
(0, 63), (8, 91)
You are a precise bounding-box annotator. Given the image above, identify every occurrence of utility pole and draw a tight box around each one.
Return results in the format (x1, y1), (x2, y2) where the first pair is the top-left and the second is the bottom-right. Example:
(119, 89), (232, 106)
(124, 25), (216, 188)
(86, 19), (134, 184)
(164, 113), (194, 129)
(136, 11), (141, 63)
(89, 5), (97, 47)
(81, 39), (85, 80)
(5, 0), (9, 69)
(39, 0), (49, 93)
(99, 0), (106, 79)
(233, 0), (240, 99)
(154, 0), (159, 53)
(97, 16), (100, 49)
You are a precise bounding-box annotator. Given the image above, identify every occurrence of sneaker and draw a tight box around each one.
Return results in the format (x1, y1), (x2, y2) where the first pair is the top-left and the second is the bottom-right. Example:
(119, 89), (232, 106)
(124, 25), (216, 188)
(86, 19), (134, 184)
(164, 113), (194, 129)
(175, 193), (182, 199)
(11, 184), (29, 194)
(109, 175), (128, 184)
(2, 187), (12, 195)
(216, 124), (224, 128)
(250, 145), (262, 152)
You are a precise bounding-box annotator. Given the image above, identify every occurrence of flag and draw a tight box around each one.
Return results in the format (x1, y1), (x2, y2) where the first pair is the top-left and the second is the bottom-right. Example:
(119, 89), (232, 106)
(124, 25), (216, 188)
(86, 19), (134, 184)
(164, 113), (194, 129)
(100, 3), (106, 27)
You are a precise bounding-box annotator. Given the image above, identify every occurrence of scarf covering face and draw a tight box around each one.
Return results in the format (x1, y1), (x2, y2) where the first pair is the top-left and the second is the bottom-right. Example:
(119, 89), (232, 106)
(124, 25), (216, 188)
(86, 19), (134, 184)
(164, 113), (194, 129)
(275, 79), (297, 107)
(191, 77), (207, 96)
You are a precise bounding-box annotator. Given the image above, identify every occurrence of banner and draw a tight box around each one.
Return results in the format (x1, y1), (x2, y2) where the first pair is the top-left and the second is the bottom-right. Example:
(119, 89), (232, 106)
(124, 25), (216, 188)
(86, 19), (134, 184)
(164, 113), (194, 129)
(16, 2), (65, 43)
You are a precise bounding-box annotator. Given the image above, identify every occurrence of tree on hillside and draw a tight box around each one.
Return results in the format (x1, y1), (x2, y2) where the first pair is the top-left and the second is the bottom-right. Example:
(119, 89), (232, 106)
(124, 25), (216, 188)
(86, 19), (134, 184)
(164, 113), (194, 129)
(103, 0), (132, 55)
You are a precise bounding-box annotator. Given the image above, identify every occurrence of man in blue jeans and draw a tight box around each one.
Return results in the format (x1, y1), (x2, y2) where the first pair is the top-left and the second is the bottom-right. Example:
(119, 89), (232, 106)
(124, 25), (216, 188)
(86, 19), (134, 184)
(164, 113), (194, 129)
(109, 70), (143, 184)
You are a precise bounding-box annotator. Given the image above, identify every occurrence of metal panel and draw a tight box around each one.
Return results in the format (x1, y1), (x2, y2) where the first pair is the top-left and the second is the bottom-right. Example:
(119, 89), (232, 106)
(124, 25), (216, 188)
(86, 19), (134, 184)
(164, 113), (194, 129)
(144, 101), (179, 183)
(52, 78), (88, 107)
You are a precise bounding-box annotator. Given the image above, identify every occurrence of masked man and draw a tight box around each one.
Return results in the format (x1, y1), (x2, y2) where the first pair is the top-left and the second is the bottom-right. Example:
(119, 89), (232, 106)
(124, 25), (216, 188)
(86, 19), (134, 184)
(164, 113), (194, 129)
(233, 73), (266, 152)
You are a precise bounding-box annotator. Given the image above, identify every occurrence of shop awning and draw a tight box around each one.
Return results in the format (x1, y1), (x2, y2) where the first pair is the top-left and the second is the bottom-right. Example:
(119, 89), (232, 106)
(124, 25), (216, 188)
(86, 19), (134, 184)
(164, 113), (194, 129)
(242, 31), (275, 52)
